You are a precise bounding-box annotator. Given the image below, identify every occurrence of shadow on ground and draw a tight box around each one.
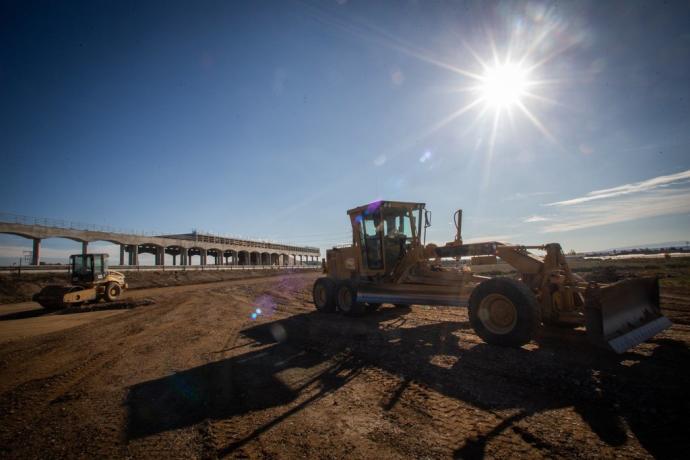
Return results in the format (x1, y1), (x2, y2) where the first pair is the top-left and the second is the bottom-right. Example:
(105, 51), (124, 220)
(126, 306), (690, 458)
(0, 309), (52, 321)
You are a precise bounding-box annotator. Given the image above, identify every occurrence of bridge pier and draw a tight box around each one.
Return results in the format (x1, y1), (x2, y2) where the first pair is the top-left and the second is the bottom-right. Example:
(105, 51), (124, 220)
(82, 241), (88, 255)
(156, 247), (165, 266)
(119, 245), (125, 265)
(128, 245), (138, 265)
(32, 238), (40, 265)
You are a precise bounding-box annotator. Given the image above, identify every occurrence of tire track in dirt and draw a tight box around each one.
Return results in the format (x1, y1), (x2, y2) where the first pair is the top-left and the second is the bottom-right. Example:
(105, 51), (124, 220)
(0, 295), (197, 458)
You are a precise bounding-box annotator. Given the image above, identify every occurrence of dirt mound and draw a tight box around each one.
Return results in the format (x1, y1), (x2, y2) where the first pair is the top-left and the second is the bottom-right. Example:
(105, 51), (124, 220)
(0, 269), (313, 304)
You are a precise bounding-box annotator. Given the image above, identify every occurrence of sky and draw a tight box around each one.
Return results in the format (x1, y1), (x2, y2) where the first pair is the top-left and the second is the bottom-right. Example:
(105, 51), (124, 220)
(1, 0), (690, 264)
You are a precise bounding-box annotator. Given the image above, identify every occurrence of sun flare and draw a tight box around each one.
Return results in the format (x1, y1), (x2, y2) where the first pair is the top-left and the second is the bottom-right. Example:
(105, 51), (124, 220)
(478, 62), (530, 109)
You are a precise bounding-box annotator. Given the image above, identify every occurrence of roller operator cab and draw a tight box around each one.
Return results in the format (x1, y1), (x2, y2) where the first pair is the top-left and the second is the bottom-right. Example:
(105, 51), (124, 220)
(70, 253), (109, 284)
(313, 200), (672, 354)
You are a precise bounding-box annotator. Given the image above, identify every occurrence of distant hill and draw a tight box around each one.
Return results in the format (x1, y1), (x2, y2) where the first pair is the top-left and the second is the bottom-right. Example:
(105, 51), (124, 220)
(586, 241), (690, 255)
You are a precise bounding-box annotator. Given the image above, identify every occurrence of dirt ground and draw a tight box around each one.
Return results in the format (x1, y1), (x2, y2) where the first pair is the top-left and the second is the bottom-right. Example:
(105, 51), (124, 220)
(1, 271), (689, 459)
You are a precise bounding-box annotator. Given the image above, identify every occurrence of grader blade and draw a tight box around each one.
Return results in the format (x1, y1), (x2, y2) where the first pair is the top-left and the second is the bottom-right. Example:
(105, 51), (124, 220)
(585, 277), (671, 353)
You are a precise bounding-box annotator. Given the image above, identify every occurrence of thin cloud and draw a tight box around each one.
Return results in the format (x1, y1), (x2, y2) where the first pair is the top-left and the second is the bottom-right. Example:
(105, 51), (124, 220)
(542, 188), (690, 233)
(503, 191), (553, 201)
(0, 244), (119, 260)
(463, 234), (516, 243)
(523, 215), (550, 223)
(547, 169), (690, 206)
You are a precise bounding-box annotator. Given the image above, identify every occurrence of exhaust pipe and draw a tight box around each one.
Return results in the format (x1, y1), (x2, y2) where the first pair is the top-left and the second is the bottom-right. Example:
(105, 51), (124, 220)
(585, 277), (672, 353)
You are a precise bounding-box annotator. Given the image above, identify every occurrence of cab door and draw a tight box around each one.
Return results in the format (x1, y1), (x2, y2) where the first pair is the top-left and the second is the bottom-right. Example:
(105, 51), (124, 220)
(359, 212), (384, 272)
(93, 255), (105, 281)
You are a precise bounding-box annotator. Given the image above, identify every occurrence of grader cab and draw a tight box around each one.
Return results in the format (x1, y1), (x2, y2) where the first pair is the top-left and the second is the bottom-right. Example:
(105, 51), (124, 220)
(313, 200), (671, 353)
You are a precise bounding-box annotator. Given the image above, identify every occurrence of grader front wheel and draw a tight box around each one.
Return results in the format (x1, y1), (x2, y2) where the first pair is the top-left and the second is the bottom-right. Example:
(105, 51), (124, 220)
(469, 278), (540, 347)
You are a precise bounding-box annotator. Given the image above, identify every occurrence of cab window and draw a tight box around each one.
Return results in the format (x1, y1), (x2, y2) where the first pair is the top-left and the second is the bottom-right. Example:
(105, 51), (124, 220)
(359, 213), (383, 270)
(93, 255), (103, 273)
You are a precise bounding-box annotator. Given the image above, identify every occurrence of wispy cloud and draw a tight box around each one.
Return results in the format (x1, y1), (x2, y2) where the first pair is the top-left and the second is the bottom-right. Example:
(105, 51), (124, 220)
(538, 169), (690, 233)
(546, 169), (690, 206)
(542, 189), (690, 233)
(503, 191), (553, 201)
(0, 244), (119, 261)
(464, 234), (516, 243)
(523, 215), (550, 223)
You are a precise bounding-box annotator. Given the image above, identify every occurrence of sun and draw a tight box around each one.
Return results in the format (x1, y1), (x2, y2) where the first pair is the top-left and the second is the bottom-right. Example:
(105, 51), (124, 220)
(478, 62), (530, 109)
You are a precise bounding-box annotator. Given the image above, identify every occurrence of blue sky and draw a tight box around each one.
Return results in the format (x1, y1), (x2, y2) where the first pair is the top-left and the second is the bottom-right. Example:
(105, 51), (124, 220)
(1, 0), (690, 263)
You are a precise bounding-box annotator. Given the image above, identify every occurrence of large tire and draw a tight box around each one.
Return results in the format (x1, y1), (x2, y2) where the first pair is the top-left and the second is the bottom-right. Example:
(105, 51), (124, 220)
(468, 278), (540, 348)
(337, 282), (365, 316)
(104, 282), (122, 302)
(313, 278), (337, 313)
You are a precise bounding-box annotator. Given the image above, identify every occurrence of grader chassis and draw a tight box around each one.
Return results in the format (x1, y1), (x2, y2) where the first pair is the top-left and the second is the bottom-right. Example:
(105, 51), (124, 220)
(313, 200), (671, 353)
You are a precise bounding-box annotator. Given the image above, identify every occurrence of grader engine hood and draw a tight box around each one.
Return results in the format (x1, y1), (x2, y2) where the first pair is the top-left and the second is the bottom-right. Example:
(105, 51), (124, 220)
(585, 277), (672, 353)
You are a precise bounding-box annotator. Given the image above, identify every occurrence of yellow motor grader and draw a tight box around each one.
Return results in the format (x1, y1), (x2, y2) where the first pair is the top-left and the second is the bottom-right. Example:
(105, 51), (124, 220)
(33, 253), (128, 310)
(312, 200), (671, 353)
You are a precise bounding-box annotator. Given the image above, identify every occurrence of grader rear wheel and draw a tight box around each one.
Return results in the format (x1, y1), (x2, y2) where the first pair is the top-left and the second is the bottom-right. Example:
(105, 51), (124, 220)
(313, 278), (337, 313)
(337, 282), (365, 316)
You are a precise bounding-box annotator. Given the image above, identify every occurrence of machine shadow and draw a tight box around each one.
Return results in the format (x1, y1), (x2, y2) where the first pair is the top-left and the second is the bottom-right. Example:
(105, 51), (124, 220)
(0, 308), (51, 321)
(125, 307), (690, 459)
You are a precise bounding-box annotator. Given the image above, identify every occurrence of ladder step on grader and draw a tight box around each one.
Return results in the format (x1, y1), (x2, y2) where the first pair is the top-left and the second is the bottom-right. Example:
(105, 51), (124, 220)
(312, 201), (671, 353)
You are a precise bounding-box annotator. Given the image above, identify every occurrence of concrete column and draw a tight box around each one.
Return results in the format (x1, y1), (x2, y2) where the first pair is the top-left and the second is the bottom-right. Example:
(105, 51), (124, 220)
(32, 238), (40, 265)
(157, 247), (165, 266)
(201, 249), (207, 266)
(82, 241), (88, 255)
(133, 245), (139, 265)
(120, 245), (125, 265)
(173, 253), (177, 266)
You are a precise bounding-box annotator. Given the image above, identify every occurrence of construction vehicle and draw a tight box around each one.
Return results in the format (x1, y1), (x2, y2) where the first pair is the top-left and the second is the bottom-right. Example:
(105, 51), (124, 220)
(33, 253), (127, 310)
(312, 201), (671, 353)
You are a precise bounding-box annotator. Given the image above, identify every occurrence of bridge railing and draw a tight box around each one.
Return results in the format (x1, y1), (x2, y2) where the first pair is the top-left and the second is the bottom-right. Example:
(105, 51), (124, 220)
(0, 212), (155, 236)
(0, 264), (321, 274)
(0, 211), (320, 255)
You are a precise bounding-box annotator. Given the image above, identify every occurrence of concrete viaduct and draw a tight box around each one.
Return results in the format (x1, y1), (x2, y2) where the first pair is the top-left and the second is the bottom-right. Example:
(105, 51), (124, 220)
(0, 219), (320, 267)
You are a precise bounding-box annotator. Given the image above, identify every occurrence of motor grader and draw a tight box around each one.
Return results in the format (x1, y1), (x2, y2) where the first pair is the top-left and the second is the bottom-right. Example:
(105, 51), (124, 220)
(312, 200), (671, 353)
(33, 253), (127, 310)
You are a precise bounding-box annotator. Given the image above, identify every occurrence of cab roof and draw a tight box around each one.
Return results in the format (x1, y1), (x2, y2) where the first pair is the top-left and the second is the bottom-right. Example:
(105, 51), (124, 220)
(347, 200), (426, 216)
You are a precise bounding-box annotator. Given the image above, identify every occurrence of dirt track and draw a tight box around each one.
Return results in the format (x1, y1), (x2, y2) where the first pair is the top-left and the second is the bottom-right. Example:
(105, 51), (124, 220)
(1, 272), (689, 459)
